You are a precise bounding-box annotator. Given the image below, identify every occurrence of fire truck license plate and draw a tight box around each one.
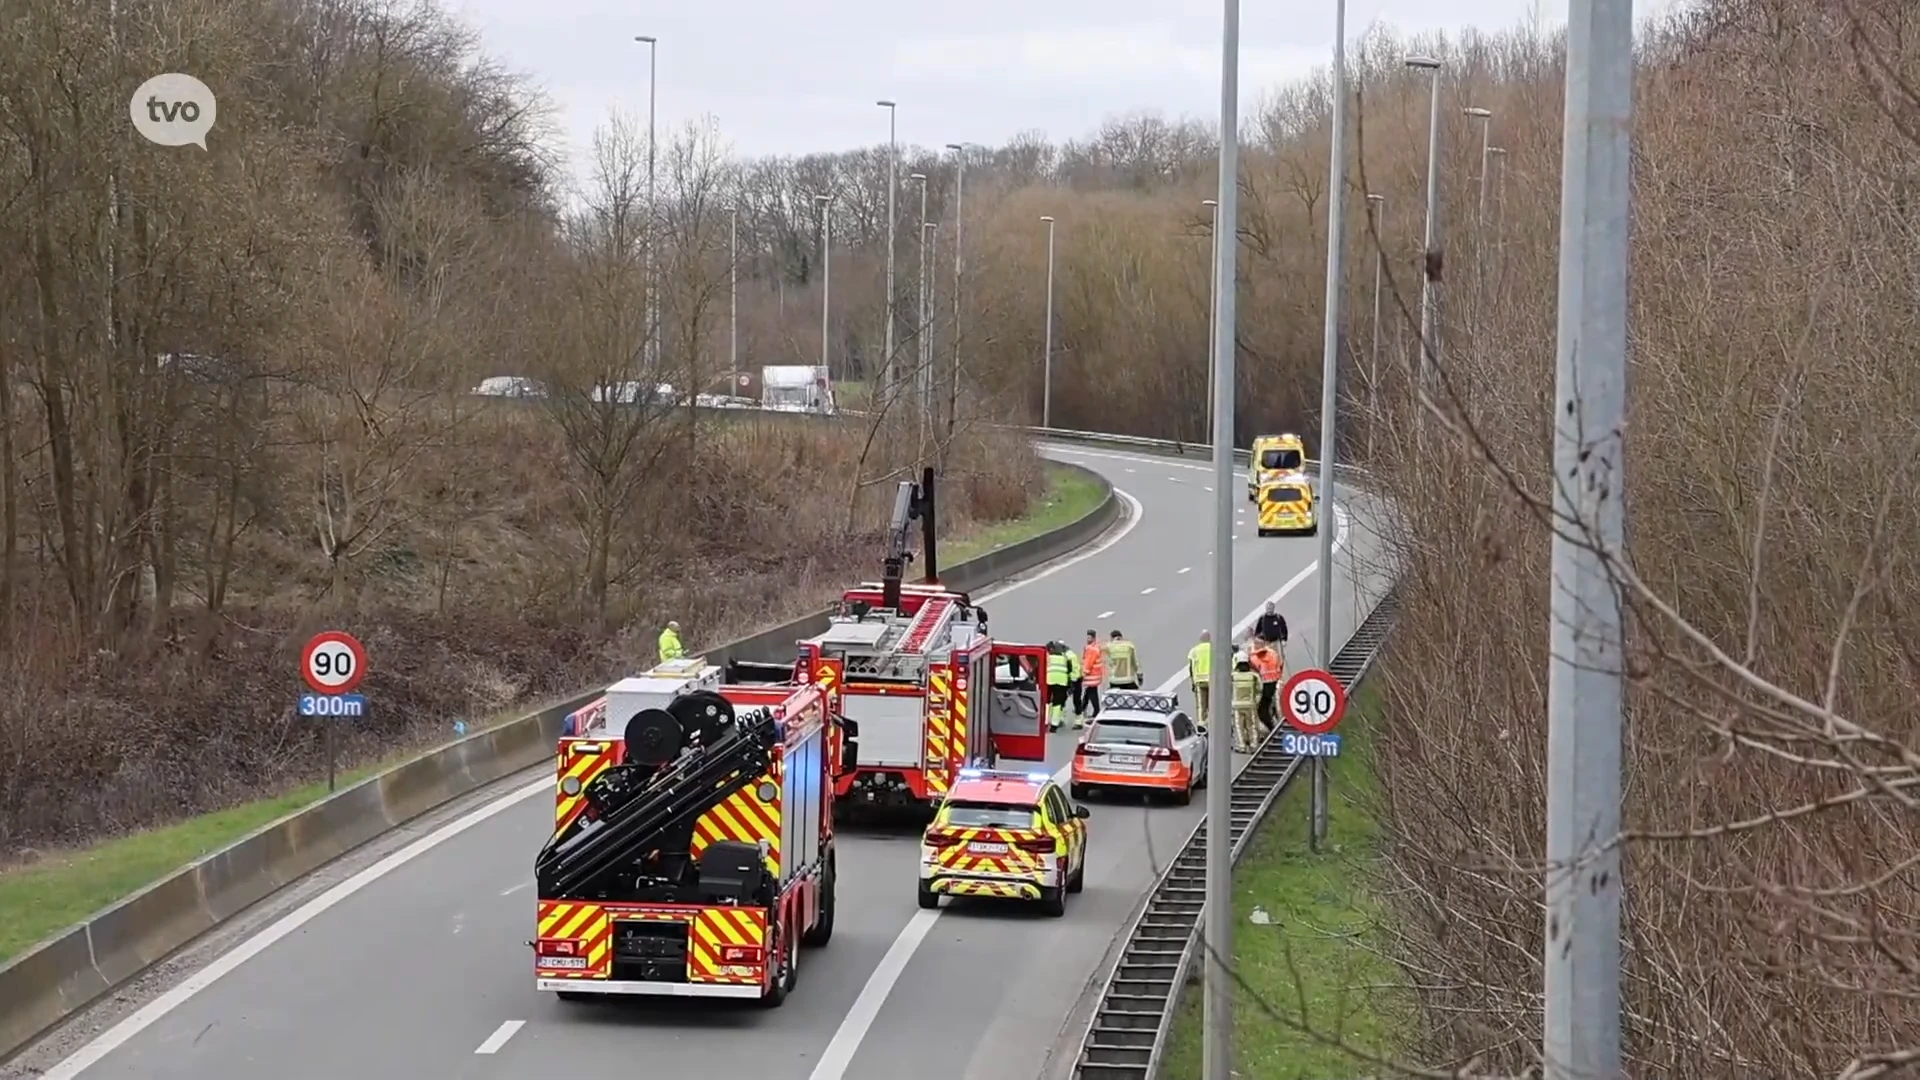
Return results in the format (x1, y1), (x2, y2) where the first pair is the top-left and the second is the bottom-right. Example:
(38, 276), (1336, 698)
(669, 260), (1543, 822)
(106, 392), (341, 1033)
(968, 841), (1009, 855)
(541, 956), (588, 969)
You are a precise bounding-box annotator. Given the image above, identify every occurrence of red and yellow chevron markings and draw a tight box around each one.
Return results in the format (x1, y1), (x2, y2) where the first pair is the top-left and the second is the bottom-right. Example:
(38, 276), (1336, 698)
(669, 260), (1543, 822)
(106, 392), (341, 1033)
(950, 670), (970, 766)
(554, 741), (616, 831)
(536, 900), (612, 978)
(688, 907), (769, 983)
(925, 666), (952, 793)
(939, 878), (1042, 899)
(691, 762), (783, 876)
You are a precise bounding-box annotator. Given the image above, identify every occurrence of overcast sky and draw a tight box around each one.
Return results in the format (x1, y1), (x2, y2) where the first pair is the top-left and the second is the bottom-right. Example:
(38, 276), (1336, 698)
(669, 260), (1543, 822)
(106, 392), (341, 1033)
(447, 0), (1683, 182)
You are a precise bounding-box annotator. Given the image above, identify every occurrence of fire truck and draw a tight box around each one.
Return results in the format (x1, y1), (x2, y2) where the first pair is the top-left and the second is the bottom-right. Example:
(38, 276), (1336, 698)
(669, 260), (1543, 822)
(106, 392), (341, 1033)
(793, 468), (1051, 808)
(531, 659), (852, 1006)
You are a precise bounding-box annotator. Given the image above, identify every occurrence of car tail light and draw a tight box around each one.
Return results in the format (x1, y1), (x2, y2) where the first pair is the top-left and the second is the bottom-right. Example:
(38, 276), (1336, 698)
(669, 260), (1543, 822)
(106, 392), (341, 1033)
(1075, 741), (1093, 757)
(720, 944), (764, 964)
(924, 829), (963, 847)
(1147, 747), (1176, 761)
(536, 939), (575, 956)
(1015, 836), (1057, 855)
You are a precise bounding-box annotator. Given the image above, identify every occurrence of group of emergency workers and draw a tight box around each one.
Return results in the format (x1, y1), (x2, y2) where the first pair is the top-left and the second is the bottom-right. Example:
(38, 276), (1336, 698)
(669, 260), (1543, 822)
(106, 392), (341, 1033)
(1185, 602), (1290, 753)
(656, 598), (1291, 754)
(1044, 630), (1142, 730)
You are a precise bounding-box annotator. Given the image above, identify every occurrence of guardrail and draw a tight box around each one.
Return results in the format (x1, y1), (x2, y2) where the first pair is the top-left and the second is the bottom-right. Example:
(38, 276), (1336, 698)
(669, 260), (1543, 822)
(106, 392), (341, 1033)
(1070, 585), (1403, 1080)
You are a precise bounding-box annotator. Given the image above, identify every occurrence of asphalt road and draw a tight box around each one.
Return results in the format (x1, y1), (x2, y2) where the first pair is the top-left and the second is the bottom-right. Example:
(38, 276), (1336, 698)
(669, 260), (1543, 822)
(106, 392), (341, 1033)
(25, 443), (1396, 1080)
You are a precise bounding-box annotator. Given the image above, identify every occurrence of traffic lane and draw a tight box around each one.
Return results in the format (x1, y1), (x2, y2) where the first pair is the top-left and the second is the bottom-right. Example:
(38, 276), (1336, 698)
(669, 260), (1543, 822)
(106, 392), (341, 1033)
(835, 510), (1375, 1080)
(54, 778), (553, 1080)
(473, 829), (923, 1076)
(36, 443), (1215, 1080)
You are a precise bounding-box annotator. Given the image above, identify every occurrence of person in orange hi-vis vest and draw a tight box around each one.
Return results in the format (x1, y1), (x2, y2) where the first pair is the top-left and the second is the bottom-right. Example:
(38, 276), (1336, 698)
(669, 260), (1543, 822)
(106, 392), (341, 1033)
(1076, 629), (1107, 722)
(1249, 636), (1284, 733)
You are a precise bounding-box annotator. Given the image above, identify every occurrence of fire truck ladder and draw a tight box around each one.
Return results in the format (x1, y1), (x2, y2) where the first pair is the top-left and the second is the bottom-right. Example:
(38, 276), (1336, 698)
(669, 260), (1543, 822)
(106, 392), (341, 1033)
(898, 595), (954, 654)
(534, 708), (778, 899)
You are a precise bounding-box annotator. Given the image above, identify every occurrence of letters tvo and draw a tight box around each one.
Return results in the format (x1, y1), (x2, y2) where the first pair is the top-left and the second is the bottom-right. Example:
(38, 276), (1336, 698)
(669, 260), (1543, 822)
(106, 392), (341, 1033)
(146, 96), (202, 124)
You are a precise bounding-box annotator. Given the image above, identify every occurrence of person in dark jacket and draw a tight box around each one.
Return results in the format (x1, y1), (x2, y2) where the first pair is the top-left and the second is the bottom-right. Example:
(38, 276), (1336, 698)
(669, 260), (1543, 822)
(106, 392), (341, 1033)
(1254, 602), (1289, 651)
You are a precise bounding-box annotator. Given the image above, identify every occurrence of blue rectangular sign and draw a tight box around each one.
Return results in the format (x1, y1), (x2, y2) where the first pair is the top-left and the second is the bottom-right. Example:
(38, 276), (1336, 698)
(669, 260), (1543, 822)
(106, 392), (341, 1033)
(299, 693), (368, 719)
(1278, 732), (1341, 758)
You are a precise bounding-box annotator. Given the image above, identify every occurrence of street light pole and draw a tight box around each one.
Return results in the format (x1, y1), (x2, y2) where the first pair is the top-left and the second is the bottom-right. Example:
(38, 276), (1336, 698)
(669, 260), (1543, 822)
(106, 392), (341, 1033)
(923, 221), (939, 446)
(1464, 106), (1494, 309)
(816, 194), (833, 374)
(1203, 0), (1242, 1076)
(1202, 198), (1219, 445)
(1040, 215), (1056, 429)
(1310, 0), (1349, 855)
(1406, 56), (1445, 431)
(635, 35), (658, 373)
(909, 172), (930, 425)
(1487, 147), (1509, 288)
(1365, 193), (1386, 462)
(727, 204), (739, 393)
(946, 143), (966, 438)
(877, 100), (899, 394)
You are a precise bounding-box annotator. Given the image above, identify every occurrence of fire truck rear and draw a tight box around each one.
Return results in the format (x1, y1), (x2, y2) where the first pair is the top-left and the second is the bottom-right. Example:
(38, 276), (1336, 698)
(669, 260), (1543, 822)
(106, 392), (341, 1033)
(797, 468), (1051, 808)
(532, 660), (853, 1005)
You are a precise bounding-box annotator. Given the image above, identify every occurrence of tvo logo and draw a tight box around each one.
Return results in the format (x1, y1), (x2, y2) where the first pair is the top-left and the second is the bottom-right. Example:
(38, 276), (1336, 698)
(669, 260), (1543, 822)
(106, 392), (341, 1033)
(129, 73), (217, 149)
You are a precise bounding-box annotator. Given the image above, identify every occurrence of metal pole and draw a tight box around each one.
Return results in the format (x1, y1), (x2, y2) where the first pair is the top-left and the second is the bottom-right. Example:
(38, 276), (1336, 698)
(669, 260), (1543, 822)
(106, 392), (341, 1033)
(1310, 0), (1347, 856)
(947, 143), (966, 436)
(1488, 147), (1509, 292)
(636, 36), (658, 372)
(1465, 107), (1493, 309)
(924, 223), (938, 444)
(1366, 194), (1385, 463)
(915, 176), (930, 426)
(1408, 57), (1444, 427)
(878, 101), (898, 393)
(1203, 0), (1241, 1074)
(817, 195), (832, 373)
(1203, 198), (1219, 445)
(1040, 215), (1056, 428)
(1543, 0), (1630, 1074)
(729, 205), (739, 392)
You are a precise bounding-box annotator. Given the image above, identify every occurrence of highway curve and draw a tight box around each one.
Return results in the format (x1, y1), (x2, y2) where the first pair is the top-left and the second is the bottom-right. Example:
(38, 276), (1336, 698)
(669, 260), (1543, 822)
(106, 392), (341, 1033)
(18, 443), (1396, 1080)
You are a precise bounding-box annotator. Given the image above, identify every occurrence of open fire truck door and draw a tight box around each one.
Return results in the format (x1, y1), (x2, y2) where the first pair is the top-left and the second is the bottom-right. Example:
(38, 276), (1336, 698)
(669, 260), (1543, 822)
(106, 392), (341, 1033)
(985, 643), (1049, 762)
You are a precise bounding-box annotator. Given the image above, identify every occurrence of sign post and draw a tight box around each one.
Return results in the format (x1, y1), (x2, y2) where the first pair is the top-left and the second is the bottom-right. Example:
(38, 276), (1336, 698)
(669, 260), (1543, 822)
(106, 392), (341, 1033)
(1278, 668), (1348, 761)
(301, 631), (369, 791)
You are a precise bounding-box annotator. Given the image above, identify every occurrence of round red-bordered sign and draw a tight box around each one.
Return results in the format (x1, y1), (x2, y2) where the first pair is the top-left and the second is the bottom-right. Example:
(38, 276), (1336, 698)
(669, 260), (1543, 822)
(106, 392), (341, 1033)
(302, 630), (368, 695)
(1279, 668), (1346, 735)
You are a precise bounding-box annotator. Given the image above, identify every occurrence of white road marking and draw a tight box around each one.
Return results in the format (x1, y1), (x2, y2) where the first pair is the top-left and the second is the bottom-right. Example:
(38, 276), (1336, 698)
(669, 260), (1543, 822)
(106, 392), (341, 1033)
(1096, 610), (1115, 619)
(1140, 586), (1157, 595)
(42, 451), (1160, 1078)
(1125, 467), (1136, 473)
(1167, 476), (1182, 483)
(1204, 486), (1214, 492)
(499, 880), (532, 897)
(474, 1020), (524, 1055)
(806, 911), (940, 1080)
(814, 501), (1355, 1080)
(39, 776), (554, 1078)
(1177, 567), (1191, 574)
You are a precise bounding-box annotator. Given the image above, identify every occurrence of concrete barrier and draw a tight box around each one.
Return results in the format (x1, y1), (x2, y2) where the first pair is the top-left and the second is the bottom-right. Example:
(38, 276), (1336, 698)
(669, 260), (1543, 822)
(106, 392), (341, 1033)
(0, 462), (1119, 1063)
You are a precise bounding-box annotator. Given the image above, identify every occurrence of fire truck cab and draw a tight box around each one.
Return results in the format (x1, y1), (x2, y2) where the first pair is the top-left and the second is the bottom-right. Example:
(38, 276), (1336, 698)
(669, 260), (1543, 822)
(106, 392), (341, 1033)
(532, 661), (849, 1007)
(799, 582), (1049, 807)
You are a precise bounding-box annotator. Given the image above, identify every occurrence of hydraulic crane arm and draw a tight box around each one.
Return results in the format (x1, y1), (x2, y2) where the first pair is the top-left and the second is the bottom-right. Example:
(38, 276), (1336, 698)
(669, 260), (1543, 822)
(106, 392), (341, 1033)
(881, 467), (939, 610)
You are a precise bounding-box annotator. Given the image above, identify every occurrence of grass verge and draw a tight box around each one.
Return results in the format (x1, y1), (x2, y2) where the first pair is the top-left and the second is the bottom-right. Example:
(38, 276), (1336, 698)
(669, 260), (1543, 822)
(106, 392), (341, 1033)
(1161, 687), (1411, 1078)
(0, 462), (1108, 963)
(0, 757), (400, 961)
(943, 463), (1107, 565)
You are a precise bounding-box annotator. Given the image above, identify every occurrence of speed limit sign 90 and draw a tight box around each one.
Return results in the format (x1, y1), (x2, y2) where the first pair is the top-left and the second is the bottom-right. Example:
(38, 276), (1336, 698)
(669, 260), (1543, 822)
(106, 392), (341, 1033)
(1279, 668), (1347, 735)
(302, 630), (368, 695)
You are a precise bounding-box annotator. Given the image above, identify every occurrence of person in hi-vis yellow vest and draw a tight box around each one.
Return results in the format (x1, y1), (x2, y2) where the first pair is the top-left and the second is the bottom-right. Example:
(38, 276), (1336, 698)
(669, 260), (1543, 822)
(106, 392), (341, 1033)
(658, 621), (685, 663)
(1186, 631), (1213, 729)
(1045, 641), (1073, 730)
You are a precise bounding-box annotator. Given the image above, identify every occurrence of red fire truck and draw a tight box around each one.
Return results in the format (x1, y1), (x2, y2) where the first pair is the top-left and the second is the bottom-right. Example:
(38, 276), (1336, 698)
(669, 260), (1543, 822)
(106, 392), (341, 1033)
(531, 662), (854, 1006)
(793, 468), (1051, 808)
